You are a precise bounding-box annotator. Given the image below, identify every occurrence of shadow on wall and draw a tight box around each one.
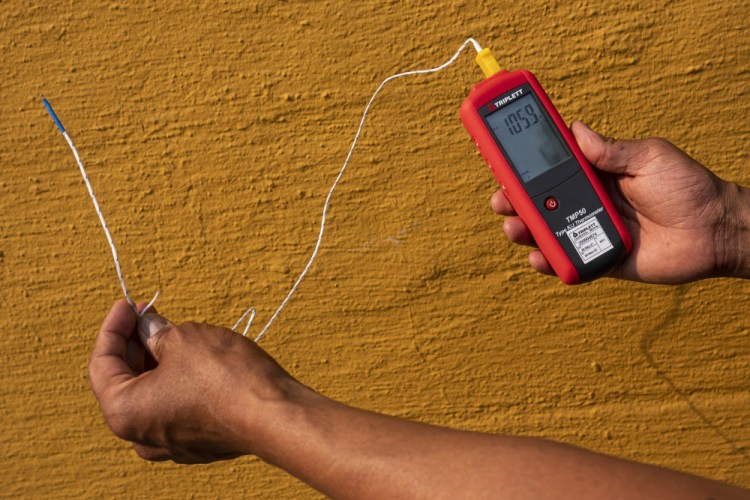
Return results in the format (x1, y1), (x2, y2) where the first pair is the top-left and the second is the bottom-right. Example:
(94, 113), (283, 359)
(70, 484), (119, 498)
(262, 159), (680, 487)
(639, 286), (749, 464)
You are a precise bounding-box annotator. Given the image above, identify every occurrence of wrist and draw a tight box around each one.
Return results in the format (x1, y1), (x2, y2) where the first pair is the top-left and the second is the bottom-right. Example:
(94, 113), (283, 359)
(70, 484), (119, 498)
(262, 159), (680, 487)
(716, 182), (750, 278)
(235, 375), (373, 496)
(232, 372), (321, 459)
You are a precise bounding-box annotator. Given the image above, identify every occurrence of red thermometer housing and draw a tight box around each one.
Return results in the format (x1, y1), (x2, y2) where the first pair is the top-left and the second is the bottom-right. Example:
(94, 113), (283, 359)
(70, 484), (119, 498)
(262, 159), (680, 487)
(461, 69), (631, 284)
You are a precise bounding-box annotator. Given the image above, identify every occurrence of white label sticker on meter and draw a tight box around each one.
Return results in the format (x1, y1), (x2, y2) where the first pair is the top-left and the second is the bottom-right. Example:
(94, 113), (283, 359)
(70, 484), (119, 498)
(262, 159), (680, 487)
(566, 216), (614, 264)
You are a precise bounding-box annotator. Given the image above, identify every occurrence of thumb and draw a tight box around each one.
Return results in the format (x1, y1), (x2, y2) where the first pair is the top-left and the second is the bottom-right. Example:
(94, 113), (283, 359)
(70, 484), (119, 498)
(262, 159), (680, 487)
(137, 311), (173, 360)
(571, 121), (646, 176)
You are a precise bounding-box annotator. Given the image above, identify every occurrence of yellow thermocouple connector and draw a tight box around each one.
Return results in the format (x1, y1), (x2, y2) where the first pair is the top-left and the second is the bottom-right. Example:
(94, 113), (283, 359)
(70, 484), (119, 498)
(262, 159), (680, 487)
(475, 47), (501, 78)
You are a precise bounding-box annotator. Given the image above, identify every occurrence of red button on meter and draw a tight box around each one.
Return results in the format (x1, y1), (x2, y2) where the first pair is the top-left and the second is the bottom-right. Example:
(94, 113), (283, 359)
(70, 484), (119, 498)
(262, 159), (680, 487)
(545, 197), (559, 211)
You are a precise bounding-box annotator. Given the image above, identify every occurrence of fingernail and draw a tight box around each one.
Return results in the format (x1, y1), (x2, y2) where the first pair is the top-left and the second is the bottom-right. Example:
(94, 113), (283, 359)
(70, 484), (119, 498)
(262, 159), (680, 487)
(137, 312), (172, 341)
(577, 122), (594, 135)
(576, 122), (602, 141)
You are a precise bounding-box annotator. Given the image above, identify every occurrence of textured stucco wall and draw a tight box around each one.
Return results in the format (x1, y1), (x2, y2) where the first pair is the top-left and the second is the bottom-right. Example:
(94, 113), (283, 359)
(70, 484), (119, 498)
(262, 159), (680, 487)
(1, 0), (748, 497)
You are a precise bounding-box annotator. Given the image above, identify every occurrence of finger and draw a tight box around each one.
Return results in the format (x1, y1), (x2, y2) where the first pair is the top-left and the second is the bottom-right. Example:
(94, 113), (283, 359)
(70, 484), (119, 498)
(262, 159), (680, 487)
(137, 312), (173, 360)
(490, 190), (516, 215)
(132, 301), (160, 369)
(598, 170), (638, 222)
(171, 451), (246, 465)
(123, 302), (158, 373)
(571, 121), (647, 176)
(132, 443), (171, 462)
(528, 250), (555, 276)
(133, 442), (215, 465)
(88, 299), (139, 400)
(503, 217), (536, 247)
(125, 336), (145, 374)
(124, 334), (158, 374)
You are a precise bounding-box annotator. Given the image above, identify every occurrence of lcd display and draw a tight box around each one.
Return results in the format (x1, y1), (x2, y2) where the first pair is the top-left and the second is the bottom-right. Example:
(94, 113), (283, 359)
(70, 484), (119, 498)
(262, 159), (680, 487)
(485, 93), (571, 183)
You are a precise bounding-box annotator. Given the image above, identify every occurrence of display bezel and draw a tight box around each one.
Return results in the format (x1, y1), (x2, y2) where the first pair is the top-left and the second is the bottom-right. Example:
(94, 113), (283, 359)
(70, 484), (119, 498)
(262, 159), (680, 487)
(479, 83), (581, 197)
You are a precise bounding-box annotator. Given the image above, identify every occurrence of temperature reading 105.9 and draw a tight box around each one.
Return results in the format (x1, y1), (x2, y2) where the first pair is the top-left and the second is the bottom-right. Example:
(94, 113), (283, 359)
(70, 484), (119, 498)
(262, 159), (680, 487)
(504, 104), (539, 135)
(485, 93), (572, 183)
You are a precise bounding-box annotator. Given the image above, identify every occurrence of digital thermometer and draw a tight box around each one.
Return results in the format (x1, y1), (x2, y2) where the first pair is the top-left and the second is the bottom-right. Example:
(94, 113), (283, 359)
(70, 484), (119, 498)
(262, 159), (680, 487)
(461, 49), (632, 284)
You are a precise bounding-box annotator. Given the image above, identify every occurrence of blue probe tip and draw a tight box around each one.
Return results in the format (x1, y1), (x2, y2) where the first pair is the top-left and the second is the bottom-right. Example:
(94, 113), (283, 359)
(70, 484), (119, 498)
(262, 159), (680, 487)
(42, 96), (66, 133)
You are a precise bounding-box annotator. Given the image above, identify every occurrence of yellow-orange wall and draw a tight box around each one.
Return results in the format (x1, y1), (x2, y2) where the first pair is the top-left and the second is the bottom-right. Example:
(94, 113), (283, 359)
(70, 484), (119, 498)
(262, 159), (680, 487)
(2, 1), (748, 497)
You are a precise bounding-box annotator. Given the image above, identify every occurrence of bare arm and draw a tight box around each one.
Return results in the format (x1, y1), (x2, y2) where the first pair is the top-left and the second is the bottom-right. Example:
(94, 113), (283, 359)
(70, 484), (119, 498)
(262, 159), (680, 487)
(88, 302), (750, 499)
(249, 377), (748, 499)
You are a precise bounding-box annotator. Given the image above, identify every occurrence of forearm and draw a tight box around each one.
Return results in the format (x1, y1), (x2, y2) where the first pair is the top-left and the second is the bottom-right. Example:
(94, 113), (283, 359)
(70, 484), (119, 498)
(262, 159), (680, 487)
(719, 182), (750, 279)
(240, 381), (748, 499)
(93, 304), (748, 497)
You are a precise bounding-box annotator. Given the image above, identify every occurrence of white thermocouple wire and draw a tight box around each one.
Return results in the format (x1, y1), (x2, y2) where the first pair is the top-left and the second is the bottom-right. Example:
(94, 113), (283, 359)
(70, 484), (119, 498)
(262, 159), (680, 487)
(43, 97), (159, 318)
(44, 37), (483, 342)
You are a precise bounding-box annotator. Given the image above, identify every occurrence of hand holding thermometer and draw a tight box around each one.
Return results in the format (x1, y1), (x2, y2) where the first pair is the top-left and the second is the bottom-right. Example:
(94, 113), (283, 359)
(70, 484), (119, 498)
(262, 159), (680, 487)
(461, 49), (632, 284)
